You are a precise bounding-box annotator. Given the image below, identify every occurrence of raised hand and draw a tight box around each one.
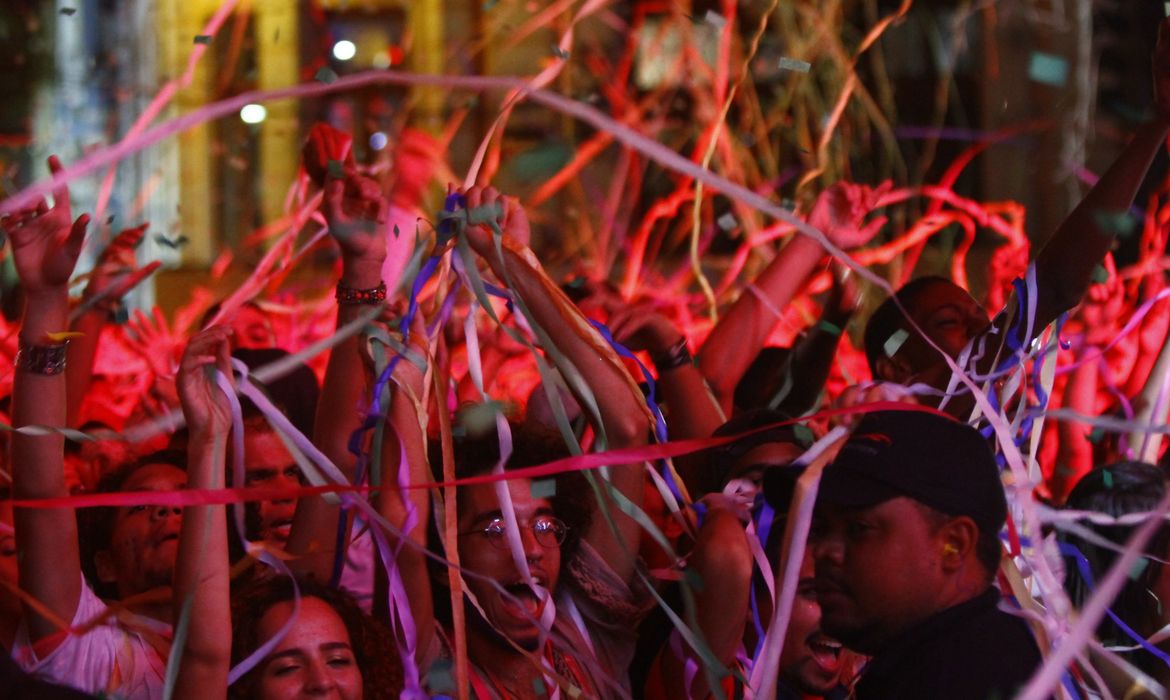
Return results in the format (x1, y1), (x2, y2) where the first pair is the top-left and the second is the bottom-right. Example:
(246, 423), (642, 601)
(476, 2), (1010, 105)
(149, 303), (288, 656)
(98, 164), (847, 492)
(177, 326), (235, 437)
(83, 223), (161, 309)
(461, 185), (531, 255)
(124, 307), (182, 379)
(606, 301), (684, 356)
(808, 180), (892, 249)
(323, 172), (388, 263)
(2, 155), (89, 296)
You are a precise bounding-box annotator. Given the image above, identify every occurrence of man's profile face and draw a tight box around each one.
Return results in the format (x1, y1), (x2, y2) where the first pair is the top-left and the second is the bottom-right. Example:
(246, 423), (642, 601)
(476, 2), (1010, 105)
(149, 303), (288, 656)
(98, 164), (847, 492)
(810, 497), (947, 654)
(244, 429), (302, 547)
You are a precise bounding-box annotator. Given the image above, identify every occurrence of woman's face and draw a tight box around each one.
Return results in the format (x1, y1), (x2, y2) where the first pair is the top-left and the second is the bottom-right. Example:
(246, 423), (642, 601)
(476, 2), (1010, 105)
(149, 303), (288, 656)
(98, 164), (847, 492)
(254, 596), (363, 700)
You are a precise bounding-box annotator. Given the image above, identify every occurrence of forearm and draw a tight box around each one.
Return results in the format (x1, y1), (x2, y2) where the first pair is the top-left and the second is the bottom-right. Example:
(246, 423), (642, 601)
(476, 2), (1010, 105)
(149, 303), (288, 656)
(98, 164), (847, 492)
(657, 363), (725, 496)
(1035, 119), (1169, 323)
(173, 430), (231, 686)
(287, 256), (384, 579)
(13, 292), (82, 640)
(699, 236), (824, 412)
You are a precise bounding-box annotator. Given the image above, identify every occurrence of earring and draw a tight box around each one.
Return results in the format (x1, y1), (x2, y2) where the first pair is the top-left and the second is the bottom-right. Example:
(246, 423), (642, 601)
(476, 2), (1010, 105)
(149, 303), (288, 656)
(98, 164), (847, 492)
(942, 543), (959, 556)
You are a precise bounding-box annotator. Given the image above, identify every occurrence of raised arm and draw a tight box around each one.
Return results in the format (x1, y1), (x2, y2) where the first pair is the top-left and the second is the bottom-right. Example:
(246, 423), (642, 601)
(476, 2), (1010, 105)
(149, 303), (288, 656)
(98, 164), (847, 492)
(374, 313), (433, 659)
(65, 223), (157, 427)
(463, 186), (652, 582)
(171, 327), (235, 699)
(699, 182), (888, 414)
(285, 165), (389, 581)
(1026, 21), (1170, 333)
(5, 155), (90, 643)
(607, 302), (724, 495)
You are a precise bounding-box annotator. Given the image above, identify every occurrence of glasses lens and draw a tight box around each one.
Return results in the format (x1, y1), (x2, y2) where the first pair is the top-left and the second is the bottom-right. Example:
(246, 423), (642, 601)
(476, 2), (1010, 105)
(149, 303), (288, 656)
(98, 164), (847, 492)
(534, 517), (567, 547)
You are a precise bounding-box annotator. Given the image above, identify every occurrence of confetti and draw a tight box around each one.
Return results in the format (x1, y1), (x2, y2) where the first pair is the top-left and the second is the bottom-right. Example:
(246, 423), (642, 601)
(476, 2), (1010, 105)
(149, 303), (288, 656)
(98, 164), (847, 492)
(530, 479), (557, 499)
(45, 331), (85, 342)
(703, 10), (726, 30)
(682, 568), (705, 592)
(1087, 426), (1104, 444)
(532, 678), (547, 697)
(392, 224), (400, 239)
(816, 320), (842, 337)
(193, 35), (212, 45)
(778, 57), (811, 73)
(1102, 469), (1114, 489)
(1166, 2), (1170, 18)
(1130, 557), (1149, 581)
(457, 400), (504, 436)
(327, 159), (344, 179)
(551, 45), (570, 60)
(1090, 264), (1109, 285)
(1093, 210), (1137, 238)
(883, 328), (909, 358)
(793, 424), (815, 446)
(425, 659), (455, 693)
(1028, 52), (1068, 87)
(717, 212), (738, 231)
(106, 215), (115, 225)
(60, 7), (76, 15)
(315, 67), (338, 84)
(154, 234), (189, 248)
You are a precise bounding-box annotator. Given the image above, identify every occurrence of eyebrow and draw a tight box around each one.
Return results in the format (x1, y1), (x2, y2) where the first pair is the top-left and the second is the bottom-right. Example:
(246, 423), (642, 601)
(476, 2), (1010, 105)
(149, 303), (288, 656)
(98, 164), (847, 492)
(264, 642), (352, 665)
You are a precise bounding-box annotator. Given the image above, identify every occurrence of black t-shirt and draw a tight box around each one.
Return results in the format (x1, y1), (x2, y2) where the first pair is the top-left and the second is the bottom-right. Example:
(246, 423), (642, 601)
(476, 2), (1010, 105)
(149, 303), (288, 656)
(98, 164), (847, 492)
(853, 588), (1042, 700)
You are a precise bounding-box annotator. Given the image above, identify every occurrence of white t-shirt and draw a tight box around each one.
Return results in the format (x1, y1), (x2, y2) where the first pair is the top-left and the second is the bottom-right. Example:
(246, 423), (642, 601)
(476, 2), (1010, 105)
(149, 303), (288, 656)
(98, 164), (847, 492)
(10, 578), (171, 699)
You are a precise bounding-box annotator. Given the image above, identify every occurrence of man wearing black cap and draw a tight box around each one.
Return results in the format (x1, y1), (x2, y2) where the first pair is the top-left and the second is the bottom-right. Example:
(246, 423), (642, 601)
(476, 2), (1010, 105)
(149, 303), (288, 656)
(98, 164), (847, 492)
(809, 409), (1041, 699)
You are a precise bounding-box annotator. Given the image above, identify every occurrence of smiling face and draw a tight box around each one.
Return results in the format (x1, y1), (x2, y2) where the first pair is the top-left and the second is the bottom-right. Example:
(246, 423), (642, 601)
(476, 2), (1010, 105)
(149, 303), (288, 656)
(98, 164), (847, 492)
(244, 430), (302, 548)
(810, 497), (947, 655)
(254, 596), (363, 700)
(456, 479), (562, 651)
(778, 554), (845, 694)
(888, 280), (991, 387)
(94, 463), (187, 598)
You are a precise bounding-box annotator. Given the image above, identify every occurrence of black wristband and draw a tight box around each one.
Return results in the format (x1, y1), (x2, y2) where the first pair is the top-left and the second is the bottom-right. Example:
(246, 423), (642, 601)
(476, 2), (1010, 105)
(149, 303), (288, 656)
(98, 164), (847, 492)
(651, 338), (692, 371)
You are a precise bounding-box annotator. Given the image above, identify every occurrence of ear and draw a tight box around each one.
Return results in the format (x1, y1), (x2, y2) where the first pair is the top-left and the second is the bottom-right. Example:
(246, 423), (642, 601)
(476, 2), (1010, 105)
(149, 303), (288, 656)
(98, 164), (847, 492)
(937, 516), (980, 574)
(874, 354), (913, 384)
(93, 550), (118, 584)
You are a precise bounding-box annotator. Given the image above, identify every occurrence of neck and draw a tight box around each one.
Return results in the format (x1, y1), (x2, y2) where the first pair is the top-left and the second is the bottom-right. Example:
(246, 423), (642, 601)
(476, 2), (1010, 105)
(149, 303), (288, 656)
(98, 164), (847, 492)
(466, 626), (545, 700)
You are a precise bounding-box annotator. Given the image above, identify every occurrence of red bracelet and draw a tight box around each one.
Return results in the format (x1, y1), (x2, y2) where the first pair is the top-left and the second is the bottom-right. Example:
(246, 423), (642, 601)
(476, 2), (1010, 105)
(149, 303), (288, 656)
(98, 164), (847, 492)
(335, 281), (387, 305)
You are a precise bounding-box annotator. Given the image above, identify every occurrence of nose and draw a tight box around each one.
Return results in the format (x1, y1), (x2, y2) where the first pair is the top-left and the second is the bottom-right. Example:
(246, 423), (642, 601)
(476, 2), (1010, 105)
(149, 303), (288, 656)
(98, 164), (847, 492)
(810, 531), (843, 568)
(520, 525), (545, 562)
(151, 504), (182, 521)
(272, 473), (299, 505)
(303, 658), (336, 695)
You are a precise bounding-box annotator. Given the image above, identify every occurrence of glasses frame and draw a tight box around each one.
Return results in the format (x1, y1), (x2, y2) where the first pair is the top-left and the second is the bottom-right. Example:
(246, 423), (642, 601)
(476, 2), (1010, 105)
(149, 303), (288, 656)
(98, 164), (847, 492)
(459, 514), (569, 551)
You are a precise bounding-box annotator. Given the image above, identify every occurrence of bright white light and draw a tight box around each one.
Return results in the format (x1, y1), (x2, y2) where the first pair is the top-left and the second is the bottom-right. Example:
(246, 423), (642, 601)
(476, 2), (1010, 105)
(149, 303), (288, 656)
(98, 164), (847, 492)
(369, 132), (388, 151)
(332, 40), (357, 61)
(239, 103), (267, 124)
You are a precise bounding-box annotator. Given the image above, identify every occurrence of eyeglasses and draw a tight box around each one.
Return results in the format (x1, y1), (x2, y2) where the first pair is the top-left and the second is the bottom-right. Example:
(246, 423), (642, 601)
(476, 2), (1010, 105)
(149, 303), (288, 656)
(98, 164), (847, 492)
(460, 515), (568, 550)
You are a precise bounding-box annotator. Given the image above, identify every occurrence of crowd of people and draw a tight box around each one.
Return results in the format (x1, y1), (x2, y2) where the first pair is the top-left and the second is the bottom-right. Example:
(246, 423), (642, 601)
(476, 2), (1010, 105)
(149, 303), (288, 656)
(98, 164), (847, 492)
(5, 17), (1170, 700)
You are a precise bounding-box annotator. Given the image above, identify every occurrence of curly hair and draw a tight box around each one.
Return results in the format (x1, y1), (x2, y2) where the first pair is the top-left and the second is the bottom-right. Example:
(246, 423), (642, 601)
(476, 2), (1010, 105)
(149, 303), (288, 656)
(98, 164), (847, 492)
(229, 575), (403, 700)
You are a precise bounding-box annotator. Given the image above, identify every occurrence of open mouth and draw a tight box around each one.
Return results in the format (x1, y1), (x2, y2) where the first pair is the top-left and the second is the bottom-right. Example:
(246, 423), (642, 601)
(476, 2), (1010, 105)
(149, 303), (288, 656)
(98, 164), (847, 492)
(269, 519), (294, 542)
(500, 579), (549, 621)
(807, 636), (843, 673)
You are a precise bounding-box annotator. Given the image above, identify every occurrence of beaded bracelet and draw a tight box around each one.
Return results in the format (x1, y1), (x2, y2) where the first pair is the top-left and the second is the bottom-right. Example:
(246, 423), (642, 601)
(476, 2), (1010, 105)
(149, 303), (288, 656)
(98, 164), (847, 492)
(16, 341), (68, 376)
(336, 281), (387, 305)
(651, 337), (693, 371)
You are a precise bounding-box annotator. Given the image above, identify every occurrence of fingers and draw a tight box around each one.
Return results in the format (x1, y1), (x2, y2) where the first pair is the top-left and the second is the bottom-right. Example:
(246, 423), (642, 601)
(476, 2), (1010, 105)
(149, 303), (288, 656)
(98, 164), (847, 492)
(324, 179), (346, 222)
(65, 213), (89, 258)
(48, 155), (70, 212)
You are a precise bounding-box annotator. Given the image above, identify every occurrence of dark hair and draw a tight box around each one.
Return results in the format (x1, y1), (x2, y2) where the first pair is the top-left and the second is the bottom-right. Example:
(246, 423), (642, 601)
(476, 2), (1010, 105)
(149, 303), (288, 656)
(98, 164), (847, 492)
(77, 453), (187, 599)
(231, 348), (320, 438)
(863, 275), (953, 373)
(705, 409), (798, 497)
(1062, 461), (1170, 675)
(229, 576), (403, 700)
(425, 420), (593, 625)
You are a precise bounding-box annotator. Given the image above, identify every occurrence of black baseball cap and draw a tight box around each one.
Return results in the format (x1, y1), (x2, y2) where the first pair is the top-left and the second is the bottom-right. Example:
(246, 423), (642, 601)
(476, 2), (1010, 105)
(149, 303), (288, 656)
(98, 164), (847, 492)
(794, 409), (1007, 534)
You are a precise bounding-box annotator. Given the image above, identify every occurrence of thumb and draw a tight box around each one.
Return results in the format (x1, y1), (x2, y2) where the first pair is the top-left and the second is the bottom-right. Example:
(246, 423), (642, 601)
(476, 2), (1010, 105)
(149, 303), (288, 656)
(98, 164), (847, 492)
(65, 213), (90, 258)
